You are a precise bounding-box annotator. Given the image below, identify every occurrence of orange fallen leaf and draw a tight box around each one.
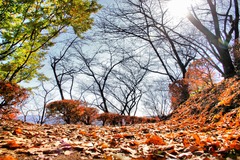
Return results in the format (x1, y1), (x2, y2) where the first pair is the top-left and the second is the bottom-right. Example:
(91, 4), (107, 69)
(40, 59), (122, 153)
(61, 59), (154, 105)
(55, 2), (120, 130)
(101, 143), (109, 149)
(2, 131), (10, 136)
(145, 133), (152, 138)
(145, 135), (166, 145)
(183, 138), (190, 148)
(113, 134), (123, 139)
(0, 155), (17, 160)
(13, 128), (22, 135)
(192, 134), (201, 146)
(229, 140), (240, 150)
(90, 132), (97, 138)
(6, 140), (20, 149)
(79, 130), (87, 135)
(104, 155), (113, 160)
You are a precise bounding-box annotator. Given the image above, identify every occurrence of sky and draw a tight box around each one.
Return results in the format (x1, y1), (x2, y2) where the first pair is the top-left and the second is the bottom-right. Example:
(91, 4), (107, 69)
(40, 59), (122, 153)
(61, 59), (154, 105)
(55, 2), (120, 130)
(17, 0), (224, 122)
(18, 0), (190, 120)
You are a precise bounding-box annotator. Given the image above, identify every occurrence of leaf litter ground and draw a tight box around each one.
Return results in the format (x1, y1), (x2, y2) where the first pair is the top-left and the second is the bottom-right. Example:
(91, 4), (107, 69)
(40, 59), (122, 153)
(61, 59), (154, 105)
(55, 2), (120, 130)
(0, 77), (239, 160)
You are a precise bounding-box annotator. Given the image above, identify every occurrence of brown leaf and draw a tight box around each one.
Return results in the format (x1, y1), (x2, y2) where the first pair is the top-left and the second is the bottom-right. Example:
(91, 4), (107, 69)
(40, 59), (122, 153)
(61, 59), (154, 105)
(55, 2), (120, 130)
(120, 146), (137, 155)
(188, 145), (199, 152)
(178, 152), (193, 159)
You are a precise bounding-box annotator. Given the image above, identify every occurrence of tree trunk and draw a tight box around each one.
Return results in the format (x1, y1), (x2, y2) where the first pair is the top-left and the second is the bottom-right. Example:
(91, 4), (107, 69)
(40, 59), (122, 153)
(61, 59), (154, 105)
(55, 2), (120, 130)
(233, 39), (240, 73)
(233, 0), (239, 73)
(218, 47), (236, 78)
(187, 14), (236, 78)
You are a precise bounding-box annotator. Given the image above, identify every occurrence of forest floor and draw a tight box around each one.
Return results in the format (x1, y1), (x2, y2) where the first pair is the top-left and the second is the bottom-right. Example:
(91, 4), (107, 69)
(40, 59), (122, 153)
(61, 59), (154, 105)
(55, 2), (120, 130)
(0, 76), (239, 160)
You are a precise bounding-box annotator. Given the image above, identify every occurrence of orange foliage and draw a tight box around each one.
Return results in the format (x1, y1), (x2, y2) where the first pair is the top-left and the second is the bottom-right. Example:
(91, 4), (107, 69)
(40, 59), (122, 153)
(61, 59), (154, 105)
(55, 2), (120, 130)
(97, 113), (123, 126)
(97, 113), (111, 126)
(46, 99), (81, 124)
(0, 81), (29, 107)
(78, 106), (98, 125)
(0, 108), (19, 120)
(185, 58), (215, 94)
(46, 99), (98, 124)
(0, 81), (28, 119)
(169, 79), (189, 110)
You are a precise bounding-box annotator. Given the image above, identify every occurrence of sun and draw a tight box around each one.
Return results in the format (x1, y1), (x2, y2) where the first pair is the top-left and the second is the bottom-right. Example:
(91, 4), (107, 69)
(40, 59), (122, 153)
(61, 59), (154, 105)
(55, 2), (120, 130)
(166, 0), (194, 18)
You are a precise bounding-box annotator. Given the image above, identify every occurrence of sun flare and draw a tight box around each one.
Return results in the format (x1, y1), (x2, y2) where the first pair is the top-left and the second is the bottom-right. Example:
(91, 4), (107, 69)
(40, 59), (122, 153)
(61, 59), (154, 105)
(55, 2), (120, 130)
(166, 0), (195, 18)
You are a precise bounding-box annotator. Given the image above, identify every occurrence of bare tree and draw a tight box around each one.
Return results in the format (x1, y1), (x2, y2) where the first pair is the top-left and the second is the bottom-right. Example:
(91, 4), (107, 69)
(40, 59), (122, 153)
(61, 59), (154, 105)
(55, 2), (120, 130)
(19, 99), (36, 123)
(108, 58), (148, 116)
(97, 0), (196, 82)
(73, 43), (133, 113)
(187, 0), (239, 78)
(142, 80), (171, 118)
(18, 80), (55, 124)
(94, 0), (202, 110)
(50, 37), (78, 100)
(36, 81), (56, 125)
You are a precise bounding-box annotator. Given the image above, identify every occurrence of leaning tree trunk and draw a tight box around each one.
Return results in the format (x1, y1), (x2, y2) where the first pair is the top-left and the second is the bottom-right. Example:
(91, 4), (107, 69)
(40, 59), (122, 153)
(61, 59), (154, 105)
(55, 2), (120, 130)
(217, 47), (236, 78)
(188, 13), (236, 78)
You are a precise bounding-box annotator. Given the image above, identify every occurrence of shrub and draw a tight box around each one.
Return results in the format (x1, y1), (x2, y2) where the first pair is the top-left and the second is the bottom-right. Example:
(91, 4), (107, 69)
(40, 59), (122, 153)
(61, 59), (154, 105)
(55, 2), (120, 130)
(185, 58), (215, 94)
(169, 79), (189, 110)
(97, 112), (110, 126)
(97, 113), (124, 126)
(78, 106), (98, 125)
(46, 99), (98, 124)
(46, 99), (80, 124)
(0, 81), (29, 119)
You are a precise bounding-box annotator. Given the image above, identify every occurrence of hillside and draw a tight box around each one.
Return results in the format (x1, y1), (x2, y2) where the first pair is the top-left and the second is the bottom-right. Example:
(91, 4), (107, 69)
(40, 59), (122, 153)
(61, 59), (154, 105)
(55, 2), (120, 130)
(0, 77), (239, 160)
(168, 76), (240, 126)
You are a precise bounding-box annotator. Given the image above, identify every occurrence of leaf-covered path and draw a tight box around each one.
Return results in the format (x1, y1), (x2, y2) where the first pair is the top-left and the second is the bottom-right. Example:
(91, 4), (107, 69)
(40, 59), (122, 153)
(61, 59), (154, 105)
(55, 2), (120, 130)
(1, 77), (240, 160)
(0, 118), (239, 160)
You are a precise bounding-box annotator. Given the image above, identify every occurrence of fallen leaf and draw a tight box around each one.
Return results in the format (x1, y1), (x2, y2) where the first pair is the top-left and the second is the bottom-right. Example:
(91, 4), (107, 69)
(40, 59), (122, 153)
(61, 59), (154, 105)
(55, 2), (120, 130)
(120, 146), (137, 155)
(229, 140), (240, 150)
(183, 138), (190, 147)
(145, 135), (166, 145)
(13, 128), (22, 135)
(101, 143), (109, 149)
(5, 140), (20, 149)
(64, 150), (74, 155)
(0, 155), (17, 160)
(192, 134), (201, 146)
(188, 145), (199, 152)
(178, 152), (193, 159)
